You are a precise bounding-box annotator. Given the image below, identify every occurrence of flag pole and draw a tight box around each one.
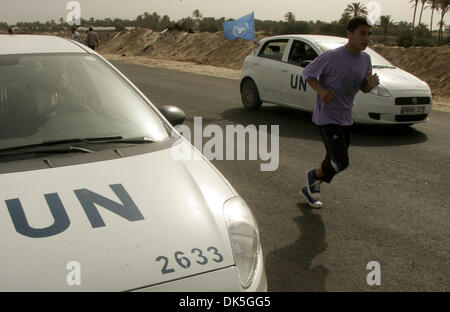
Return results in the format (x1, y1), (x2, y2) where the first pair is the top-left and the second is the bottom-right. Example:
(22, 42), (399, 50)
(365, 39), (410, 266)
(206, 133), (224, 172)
(253, 12), (256, 56)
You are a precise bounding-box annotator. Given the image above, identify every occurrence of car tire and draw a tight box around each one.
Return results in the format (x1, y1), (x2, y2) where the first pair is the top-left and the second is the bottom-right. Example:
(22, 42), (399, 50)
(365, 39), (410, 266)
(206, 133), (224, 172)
(241, 78), (262, 110)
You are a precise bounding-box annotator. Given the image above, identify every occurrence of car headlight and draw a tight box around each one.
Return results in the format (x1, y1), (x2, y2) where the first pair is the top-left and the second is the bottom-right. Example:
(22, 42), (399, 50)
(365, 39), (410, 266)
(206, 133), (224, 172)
(370, 84), (391, 97)
(223, 197), (260, 288)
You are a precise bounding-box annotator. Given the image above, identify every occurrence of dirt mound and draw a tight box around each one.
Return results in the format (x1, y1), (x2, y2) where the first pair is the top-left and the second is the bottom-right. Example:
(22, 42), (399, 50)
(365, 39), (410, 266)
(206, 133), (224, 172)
(99, 28), (260, 70)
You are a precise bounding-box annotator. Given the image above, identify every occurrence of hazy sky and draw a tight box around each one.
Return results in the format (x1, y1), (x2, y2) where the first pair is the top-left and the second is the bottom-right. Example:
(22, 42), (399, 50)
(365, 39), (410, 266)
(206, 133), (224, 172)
(1, 0), (449, 28)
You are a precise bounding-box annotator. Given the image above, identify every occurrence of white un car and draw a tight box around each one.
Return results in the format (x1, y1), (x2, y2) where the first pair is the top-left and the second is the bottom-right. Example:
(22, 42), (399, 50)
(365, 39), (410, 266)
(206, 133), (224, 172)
(241, 35), (432, 125)
(0, 35), (266, 291)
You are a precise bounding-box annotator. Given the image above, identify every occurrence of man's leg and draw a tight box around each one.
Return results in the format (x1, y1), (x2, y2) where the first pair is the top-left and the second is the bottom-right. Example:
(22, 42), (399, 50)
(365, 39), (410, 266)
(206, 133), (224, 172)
(317, 124), (350, 183)
(302, 124), (351, 208)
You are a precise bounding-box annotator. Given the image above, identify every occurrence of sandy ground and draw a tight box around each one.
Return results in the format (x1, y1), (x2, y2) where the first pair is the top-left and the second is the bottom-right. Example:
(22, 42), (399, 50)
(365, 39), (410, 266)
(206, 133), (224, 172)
(103, 54), (241, 80)
(103, 53), (450, 113)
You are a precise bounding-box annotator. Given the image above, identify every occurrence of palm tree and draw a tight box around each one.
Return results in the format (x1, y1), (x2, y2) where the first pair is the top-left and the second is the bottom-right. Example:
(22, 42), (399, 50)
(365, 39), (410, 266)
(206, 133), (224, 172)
(380, 15), (392, 41)
(427, 0), (440, 32)
(148, 12), (161, 30)
(437, 0), (449, 44)
(143, 12), (149, 28)
(284, 12), (295, 23)
(344, 2), (368, 17)
(410, 0), (419, 31)
(339, 11), (352, 24)
(418, 0), (428, 27)
(192, 9), (203, 21)
(180, 17), (195, 32)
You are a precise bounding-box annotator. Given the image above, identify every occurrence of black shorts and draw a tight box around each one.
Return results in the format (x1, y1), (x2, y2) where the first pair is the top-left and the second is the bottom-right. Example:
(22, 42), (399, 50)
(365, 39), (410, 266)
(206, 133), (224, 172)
(318, 124), (352, 183)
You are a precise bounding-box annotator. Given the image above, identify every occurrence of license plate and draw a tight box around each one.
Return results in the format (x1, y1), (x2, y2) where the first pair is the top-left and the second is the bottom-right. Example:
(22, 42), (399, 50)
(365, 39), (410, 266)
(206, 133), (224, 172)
(401, 106), (425, 114)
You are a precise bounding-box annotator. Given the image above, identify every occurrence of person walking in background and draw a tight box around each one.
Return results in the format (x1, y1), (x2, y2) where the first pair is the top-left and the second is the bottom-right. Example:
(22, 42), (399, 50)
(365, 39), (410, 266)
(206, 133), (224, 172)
(71, 27), (83, 43)
(8, 27), (13, 34)
(85, 26), (99, 50)
(301, 16), (380, 209)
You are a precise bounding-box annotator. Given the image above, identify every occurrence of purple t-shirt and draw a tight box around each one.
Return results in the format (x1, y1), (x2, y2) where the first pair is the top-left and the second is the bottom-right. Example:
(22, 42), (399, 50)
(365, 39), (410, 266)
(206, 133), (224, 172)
(303, 45), (372, 126)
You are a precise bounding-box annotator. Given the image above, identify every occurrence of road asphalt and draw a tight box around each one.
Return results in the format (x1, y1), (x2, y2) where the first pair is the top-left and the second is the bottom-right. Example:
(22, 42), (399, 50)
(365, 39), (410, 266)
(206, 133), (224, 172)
(113, 61), (449, 291)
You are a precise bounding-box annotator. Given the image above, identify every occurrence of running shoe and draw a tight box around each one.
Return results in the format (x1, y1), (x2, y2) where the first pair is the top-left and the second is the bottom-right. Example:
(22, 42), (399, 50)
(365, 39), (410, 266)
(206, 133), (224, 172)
(301, 187), (323, 209)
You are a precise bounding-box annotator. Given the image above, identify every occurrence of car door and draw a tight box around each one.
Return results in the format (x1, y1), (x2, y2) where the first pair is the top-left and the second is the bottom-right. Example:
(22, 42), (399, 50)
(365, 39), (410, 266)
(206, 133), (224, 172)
(280, 40), (318, 111)
(254, 39), (289, 103)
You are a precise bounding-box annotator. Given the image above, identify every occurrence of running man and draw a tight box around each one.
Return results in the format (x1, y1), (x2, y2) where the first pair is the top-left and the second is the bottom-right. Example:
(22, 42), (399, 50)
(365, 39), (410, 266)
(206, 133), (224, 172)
(301, 16), (380, 208)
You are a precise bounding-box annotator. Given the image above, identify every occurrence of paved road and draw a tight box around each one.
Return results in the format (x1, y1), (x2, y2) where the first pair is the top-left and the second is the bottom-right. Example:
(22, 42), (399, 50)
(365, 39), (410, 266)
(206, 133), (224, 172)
(113, 61), (449, 291)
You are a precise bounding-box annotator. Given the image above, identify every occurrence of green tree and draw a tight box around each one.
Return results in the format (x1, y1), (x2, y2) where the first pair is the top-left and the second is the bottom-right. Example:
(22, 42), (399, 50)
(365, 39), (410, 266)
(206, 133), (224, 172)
(344, 2), (368, 17)
(437, 0), (449, 44)
(380, 15), (392, 41)
(143, 12), (149, 27)
(199, 17), (219, 32)
(180, 17), (195, 32)
(150, 12), (161, 30)
(136, 15), (143, 27)
(160, 15), (172, 30)
(339, 11), (352, 25)
(284, 11), (295, 23)
(192, 9), (203, 21)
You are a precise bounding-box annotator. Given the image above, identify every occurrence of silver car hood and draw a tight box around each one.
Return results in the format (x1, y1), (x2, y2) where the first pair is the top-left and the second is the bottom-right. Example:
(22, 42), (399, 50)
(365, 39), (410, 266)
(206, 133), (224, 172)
(0, 142), (236, 291)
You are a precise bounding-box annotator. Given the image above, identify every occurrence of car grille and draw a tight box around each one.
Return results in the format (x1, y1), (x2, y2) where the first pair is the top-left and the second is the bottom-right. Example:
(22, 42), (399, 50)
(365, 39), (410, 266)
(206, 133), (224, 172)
(395, 114), (428, 122)
(395, 97), (430, 105)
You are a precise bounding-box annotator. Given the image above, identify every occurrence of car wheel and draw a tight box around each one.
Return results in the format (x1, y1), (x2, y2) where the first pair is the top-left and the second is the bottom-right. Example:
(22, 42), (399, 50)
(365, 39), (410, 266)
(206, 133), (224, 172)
(241, 78), (262, 110)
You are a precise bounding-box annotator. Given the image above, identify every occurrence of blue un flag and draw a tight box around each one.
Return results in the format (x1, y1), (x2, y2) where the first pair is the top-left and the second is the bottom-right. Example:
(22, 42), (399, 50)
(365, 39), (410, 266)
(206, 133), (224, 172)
(222, 13), (255, 41)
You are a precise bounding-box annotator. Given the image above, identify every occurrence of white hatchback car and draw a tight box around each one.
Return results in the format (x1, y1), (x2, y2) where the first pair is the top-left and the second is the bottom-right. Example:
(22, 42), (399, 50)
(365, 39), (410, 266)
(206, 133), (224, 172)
(0, 35), (266, 291)
(240, 35), (433, 125)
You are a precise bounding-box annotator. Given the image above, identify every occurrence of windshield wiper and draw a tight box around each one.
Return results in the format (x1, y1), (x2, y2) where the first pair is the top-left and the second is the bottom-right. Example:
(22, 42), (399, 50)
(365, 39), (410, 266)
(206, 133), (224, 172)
(0, 136), (155, 155)
(0, 144), (93, 156)
(0, 136), (122, 154)
(43, 136), (155, 145)
(91, 137), (155, 144)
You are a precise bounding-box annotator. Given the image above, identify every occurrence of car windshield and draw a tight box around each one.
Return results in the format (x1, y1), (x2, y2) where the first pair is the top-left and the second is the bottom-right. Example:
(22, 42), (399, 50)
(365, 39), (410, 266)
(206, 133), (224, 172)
(317, 41), (394, 67)
(0, 53), (169, 150)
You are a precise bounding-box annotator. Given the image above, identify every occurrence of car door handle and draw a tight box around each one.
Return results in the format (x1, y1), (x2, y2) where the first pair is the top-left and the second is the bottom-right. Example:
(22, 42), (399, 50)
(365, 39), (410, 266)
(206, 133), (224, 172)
(253, 62), (259, 66)
(282, 69), (289, 73)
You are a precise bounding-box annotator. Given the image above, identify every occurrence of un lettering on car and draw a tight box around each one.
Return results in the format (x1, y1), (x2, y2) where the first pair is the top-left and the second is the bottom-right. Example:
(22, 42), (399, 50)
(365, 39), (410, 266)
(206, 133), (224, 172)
(290, 74), (307, 92)
(5, 184), (144, 238)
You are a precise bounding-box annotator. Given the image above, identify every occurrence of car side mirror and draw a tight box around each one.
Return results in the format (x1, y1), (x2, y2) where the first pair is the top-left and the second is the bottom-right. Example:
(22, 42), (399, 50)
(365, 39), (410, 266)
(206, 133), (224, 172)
(158, 105), (186, 126)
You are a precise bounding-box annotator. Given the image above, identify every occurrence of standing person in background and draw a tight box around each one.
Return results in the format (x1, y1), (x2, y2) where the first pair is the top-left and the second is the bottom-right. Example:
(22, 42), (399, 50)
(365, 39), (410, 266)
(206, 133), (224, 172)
(300, 16), (380, 209)
(85, 26), (99, 50)
(8, 27), (14, 34)
(71, 27), (83, 43)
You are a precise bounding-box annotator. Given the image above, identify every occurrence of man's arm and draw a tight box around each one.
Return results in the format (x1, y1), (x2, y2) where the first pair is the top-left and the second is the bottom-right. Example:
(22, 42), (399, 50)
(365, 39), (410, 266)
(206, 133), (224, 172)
(307, 78), (336, 104)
